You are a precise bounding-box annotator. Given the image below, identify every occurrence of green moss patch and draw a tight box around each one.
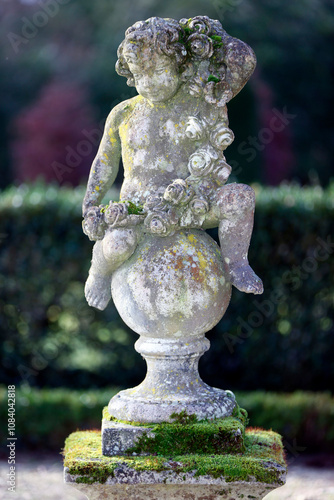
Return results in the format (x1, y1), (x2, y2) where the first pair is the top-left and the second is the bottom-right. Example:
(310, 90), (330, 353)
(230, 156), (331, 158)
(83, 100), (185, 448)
(103, 407), (247, 455)
(63, 428), (286, 486)
(207, 74), (221, 83)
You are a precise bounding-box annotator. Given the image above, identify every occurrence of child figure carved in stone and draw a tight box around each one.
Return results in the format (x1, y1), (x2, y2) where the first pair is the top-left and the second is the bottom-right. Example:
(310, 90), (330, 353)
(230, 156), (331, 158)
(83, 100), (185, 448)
(82, 16), (263, 310)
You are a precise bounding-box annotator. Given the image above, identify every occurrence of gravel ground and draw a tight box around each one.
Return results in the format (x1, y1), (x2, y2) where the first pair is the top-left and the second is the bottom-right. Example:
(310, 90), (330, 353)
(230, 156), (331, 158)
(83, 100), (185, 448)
(1, 453), (334, 500)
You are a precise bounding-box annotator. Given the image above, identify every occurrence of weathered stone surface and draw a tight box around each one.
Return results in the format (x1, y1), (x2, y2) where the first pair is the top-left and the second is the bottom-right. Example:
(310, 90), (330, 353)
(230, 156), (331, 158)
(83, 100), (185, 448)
(102, 407), (245, 456)
(82, 16), (263, 312)
(107, 228), (236, 422)
(65, 477), (282, 500)
(64, 429), (286, 499)
(80, 15), (264, 426)
(111, 230), (231, 337)
(102, 419), (155, 456)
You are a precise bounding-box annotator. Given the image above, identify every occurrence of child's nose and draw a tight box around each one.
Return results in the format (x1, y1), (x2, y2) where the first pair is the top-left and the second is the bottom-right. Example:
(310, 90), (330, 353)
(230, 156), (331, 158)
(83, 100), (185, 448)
(140, 76), (151, 88)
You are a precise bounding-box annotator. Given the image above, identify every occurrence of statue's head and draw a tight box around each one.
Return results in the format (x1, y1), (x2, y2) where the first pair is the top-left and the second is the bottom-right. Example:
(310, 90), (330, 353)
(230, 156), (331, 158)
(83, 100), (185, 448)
(116, 16), (233, 106)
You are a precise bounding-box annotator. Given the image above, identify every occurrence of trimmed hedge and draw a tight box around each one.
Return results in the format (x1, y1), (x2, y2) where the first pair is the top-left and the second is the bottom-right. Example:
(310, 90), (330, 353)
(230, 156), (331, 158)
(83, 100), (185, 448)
(0, 182), (334, 391)
(0, 386), (333, 451)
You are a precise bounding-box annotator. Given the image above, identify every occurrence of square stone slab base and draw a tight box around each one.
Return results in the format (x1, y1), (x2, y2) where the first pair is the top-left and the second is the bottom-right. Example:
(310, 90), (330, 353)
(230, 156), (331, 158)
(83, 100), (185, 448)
(63, 429), (286, 500)
(65, 481), (280, 499)
(102, 407), (245, 456)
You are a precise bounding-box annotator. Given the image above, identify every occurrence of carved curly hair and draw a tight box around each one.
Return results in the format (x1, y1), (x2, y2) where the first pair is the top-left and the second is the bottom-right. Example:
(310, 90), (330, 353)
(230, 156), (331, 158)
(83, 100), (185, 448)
(116, 16), (255, 108)
(116, 17), (188, 88)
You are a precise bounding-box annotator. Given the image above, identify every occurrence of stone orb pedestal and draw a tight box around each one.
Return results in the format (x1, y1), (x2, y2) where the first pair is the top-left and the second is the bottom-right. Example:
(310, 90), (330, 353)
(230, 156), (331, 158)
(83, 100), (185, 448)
(108, 229), (235, 423)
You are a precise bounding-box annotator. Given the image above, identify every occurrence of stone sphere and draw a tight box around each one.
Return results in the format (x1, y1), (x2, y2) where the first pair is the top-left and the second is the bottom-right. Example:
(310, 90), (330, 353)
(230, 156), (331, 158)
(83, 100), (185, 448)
(111, 229), (231, 339)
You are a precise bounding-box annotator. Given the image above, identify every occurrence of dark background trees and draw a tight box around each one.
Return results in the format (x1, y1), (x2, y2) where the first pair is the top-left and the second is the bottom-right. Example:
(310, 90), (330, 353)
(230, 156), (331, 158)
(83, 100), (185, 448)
(1, 0), (333, 189)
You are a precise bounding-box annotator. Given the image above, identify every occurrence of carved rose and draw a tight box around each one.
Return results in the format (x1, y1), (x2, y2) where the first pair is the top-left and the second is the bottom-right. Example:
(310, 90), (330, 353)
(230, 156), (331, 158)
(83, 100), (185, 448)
(103, 202), (128, 225)
(144, 195), (167, 212)
(144, 211), (176, 237)
(188, 147), (217, 177)
(185, 116), (205, 141)
(189, 196), (210, 215)
(163, 179), (194, 205)
(214, 161), (232, 186)
(210, 125), (235, 150)
(188, 34), (213, 60)
(198, 179), (216, 198)
(188, 16), (212, 35)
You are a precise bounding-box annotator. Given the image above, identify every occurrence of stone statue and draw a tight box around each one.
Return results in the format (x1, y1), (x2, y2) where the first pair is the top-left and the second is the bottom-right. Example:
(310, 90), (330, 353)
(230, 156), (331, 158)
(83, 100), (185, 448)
(82, 16), (264, 423)
(65, 19), (286, 497)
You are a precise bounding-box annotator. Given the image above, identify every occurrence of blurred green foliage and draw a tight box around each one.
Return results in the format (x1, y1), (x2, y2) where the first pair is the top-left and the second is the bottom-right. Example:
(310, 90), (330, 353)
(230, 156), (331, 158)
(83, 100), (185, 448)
(0, 0), (334, 186)
(0, 182), (333, 392)
(0, 386), (333, 451)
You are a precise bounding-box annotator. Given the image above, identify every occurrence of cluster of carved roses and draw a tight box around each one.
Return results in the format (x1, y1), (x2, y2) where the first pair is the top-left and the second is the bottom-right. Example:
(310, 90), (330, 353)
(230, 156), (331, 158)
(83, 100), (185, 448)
(179, 16), (214, 60)
(143, 193), (179, 237)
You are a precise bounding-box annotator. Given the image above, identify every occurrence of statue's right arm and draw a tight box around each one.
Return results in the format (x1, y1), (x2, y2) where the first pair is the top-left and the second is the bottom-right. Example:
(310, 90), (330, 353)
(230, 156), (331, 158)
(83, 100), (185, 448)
(82, 106), (122, 217)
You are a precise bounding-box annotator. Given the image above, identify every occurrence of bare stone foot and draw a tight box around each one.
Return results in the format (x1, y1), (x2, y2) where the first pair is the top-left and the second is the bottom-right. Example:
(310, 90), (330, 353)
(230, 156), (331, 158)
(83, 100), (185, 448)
(229, 262), (264, 295)
(84, 273), (112, 310)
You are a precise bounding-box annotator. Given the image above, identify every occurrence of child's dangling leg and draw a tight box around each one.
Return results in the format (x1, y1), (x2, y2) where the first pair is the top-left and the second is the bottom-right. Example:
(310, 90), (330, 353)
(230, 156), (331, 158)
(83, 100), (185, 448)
(85, 227), (139, 310)
(216, 183), (263, 294)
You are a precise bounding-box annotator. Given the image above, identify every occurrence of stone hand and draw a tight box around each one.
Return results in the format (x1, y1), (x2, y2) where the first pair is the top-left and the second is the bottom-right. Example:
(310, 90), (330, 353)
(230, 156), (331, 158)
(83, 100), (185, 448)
(82, 206), (106, 241)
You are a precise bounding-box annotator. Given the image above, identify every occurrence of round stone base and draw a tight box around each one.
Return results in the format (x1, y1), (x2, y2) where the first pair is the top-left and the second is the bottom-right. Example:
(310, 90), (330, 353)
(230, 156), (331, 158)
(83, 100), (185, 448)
(108, 384), (236, 423)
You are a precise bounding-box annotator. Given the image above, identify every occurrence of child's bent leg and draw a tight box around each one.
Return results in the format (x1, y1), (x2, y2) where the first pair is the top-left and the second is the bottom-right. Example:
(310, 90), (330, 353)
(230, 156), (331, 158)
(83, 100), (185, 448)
(85, 228), (139, 310)
(216, 183), (263, 294)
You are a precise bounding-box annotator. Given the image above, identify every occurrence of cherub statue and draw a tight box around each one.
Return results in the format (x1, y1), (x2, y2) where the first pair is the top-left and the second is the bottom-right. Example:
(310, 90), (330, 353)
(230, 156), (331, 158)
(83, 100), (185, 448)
(82, 16), (263, 311)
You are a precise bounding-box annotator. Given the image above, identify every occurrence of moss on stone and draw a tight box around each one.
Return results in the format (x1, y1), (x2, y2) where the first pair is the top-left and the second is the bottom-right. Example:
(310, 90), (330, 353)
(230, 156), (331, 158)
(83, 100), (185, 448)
(207, 74), (221, 83)
(128, 417), (245, 456)
(126, 200), (144, 215)
(232, 402), (249, 427)
(103, 407), (246, 455)
(63, 427), (286, 486)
